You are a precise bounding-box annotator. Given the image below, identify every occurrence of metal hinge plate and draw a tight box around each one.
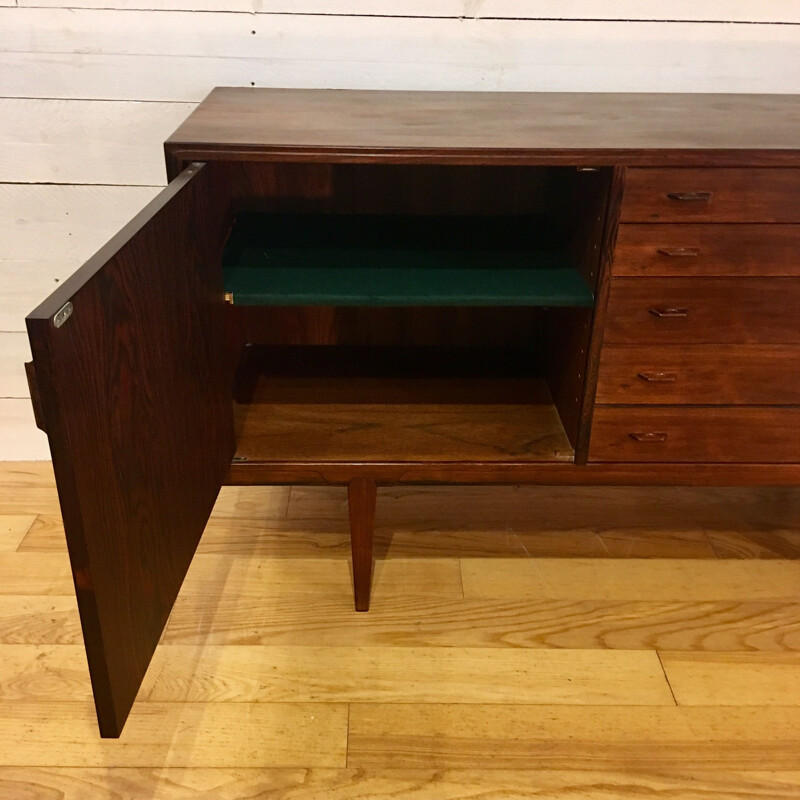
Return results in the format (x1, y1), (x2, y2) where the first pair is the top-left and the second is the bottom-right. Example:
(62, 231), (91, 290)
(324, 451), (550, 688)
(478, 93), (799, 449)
(53, 301), (73, 328)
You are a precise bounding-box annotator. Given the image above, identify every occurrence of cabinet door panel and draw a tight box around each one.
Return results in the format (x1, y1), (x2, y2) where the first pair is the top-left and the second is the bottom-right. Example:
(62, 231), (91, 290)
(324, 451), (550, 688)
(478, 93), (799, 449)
(25, 163), (234, 737)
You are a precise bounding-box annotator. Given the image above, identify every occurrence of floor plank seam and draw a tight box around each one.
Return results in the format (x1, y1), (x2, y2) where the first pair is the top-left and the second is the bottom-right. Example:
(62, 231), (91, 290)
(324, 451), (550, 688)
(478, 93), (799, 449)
(282, 486), (293, 520)
(656, 650), (679, 706)
(345, 702), (352, 769)
(15, 515), (38, 553)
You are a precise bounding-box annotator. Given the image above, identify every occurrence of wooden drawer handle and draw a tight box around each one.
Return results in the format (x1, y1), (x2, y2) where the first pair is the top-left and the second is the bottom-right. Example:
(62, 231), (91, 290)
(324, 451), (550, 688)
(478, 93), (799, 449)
(648, 307), (689, 318)
(629, 432), (668, 443)
(637, 371), (678, 383)
(666, 191), (712, 202)
(656, 247), (700, 257)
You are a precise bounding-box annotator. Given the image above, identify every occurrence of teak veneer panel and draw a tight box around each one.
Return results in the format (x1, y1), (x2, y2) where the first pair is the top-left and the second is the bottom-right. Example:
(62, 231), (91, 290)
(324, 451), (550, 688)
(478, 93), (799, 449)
(165, 89), (800, 169)
(590, 407), (800, 464)
(604, 278), (800, 344)
(621, 168), (800, 223)
(613, 224), (800, 277)
(234, 377), (574, 465)
(596, 345), (800, 405)
(25, 163), (235, 737)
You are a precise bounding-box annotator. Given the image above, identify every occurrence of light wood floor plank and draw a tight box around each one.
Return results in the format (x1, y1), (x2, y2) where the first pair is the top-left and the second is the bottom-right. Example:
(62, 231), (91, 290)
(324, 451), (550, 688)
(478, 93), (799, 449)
(0, 515), (35, 552)
(163, 594), (800, 651)
(348, 704), (800, 770)
(15, 514), (64, 552)
(0, 486), (61, 516)
(0, 596), (81, 644)
(2, 465), (800, 794)
(661, 652), (800, 706)
(18, 512), (717, 559)
(2, 767), (800, 800)
(180, 555), (463, 599)
(210, 485), (291, 521)
(0, 702), (347, 767)
(139, 645), (673, 705)
(287, 484), (800, 528)
(0, 644), (671, 707)
(0, 462), (55, 487)
(0, 553), (73, 595)
(707, 529), (800, 560)
(461, 558), (800, 601)
(0, 645), (90, 701)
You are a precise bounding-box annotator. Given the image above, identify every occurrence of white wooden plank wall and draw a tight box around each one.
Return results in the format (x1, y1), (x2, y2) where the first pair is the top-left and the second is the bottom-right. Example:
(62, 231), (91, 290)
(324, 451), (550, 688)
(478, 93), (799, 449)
(1, 2), (799, 459)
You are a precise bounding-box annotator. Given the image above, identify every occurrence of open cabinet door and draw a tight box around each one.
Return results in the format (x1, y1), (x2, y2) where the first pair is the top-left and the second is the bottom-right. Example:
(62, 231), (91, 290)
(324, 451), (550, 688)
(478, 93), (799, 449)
(25, 163), (234, 737)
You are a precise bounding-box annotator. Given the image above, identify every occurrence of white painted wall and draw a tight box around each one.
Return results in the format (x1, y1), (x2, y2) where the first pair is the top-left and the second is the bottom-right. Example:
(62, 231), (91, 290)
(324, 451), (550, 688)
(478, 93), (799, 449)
(1, 2), (799, 459)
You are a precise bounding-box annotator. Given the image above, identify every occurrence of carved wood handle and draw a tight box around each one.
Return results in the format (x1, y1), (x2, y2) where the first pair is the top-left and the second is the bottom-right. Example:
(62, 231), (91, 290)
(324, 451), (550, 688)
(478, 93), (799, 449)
(637, 371), (678, 383)
(648, 307), (689, 318)
(666, 191), (712, 202)
(656, 247), (700, 257)
(629, 432), (668, 443)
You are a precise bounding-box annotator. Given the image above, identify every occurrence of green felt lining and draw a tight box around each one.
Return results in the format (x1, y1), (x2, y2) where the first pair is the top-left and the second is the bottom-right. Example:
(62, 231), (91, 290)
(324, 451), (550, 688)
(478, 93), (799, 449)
(222, 213), (594, 307)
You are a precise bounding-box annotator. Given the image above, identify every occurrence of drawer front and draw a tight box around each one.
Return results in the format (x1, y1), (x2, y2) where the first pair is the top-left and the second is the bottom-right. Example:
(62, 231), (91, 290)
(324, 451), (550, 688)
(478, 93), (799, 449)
(589, 407), (800, 463)
(621, 169), (800, 223)
(604, 278), (800, 344)
(596, 345), (800, 405)
(613, 224), (800, 277)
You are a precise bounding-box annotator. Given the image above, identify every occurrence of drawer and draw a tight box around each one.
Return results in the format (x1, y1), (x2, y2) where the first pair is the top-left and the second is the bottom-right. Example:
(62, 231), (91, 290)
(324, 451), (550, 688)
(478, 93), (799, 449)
(589, 407), (800, 463)
(596, 345), (800, 405)
(620, 169), (800, 223)
(604, 278), (800, 344)
(613, 224), (800, 277)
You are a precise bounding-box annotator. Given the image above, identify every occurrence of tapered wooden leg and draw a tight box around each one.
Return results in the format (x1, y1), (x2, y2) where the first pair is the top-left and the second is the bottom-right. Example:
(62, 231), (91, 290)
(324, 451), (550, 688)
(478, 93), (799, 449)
(348, 477), (377, 612)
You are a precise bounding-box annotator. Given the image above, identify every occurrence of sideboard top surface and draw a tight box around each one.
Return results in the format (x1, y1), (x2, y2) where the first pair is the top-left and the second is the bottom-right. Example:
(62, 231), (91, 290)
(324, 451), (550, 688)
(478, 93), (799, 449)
(165, 88), (800, 167)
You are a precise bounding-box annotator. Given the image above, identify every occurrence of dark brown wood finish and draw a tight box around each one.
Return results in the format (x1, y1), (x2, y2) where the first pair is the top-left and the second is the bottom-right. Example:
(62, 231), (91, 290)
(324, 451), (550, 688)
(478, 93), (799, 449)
(165, 90), (800, 175)
(589, 407), (800, 464)
(597, 345), (800, 405)
(26, 163), (234, 737)
(572, 166), (626, 463)
(613, 224), (800, 277)
(24, 89), (800, 734)
(621, 168), (800, 222)
(348, 477), (377, 612)
(226, 460), (800, 486)
(232, 376), (574, 465)
(542, 167), (620, 457)
(604, 278), (800, 344)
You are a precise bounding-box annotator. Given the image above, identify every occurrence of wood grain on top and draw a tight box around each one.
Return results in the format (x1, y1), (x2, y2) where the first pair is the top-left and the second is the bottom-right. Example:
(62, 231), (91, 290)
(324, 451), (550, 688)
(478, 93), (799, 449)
(165, 89), (800, 168)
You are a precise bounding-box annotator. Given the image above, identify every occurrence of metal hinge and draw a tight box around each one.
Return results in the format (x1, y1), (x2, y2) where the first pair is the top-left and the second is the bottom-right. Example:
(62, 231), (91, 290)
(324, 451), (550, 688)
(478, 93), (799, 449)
(53, 301), (73, 328)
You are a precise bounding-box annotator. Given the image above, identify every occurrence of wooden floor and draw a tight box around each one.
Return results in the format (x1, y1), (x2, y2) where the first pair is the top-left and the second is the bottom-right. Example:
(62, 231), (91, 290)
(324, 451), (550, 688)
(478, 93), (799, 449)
(2, 463), (800, 798)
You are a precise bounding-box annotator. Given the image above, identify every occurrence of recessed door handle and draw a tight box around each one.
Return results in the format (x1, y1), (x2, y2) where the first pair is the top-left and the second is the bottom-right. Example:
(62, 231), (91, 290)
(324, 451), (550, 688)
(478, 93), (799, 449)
(657, 247), (700, 257)
(666, 191), (712, 202)
(649, 307), (689, 318)
(637, 371), (678, 383)
(629, 432), (668, 443)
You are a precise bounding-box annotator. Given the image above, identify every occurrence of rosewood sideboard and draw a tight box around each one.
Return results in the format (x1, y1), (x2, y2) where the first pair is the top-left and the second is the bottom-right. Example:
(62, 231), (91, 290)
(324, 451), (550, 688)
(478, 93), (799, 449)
(24, 88), (800, 736)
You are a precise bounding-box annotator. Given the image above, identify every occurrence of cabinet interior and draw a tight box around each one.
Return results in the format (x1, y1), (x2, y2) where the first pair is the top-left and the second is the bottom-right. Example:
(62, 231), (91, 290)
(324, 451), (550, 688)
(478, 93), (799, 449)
(218, 162), (613, 468)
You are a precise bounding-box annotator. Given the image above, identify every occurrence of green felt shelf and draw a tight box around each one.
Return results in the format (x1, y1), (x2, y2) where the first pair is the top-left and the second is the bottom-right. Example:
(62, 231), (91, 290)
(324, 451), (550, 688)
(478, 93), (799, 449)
(222, 213), (594, 308)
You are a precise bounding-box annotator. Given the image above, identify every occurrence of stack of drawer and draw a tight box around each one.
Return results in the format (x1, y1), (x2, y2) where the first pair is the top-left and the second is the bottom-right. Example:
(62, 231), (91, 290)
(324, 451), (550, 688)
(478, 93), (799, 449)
(590, 168), (800, 463)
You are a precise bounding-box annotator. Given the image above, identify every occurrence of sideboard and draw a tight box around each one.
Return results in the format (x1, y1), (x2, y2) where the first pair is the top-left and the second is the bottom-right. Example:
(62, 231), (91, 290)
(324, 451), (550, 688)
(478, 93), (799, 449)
(24, 88), (800, 736)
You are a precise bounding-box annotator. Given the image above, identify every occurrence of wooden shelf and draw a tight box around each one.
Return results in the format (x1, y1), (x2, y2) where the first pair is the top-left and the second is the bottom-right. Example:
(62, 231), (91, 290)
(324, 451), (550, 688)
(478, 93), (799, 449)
(233, 375), (574, 465)
(222, 213), (594, 307)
